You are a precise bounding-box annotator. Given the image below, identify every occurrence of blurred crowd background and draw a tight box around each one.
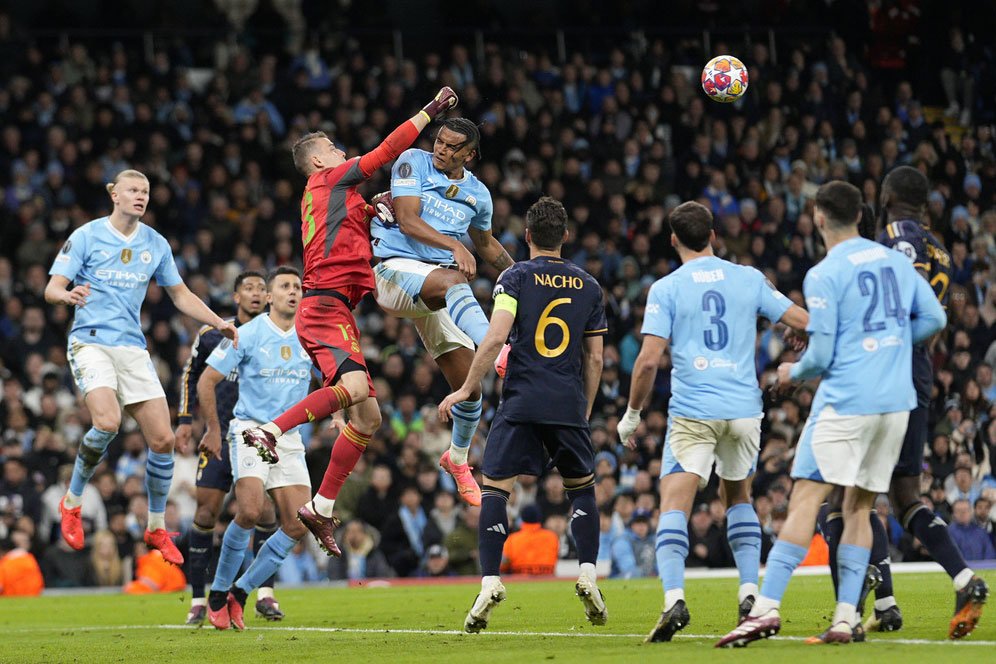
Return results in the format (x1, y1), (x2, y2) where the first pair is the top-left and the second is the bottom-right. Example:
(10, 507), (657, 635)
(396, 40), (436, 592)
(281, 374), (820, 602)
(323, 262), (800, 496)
(2, 0), (996, 592)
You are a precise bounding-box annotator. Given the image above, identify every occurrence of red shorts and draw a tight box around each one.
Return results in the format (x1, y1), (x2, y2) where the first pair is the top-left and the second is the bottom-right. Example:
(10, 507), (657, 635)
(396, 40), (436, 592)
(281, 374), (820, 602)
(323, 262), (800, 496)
(296, 295), (376, 396)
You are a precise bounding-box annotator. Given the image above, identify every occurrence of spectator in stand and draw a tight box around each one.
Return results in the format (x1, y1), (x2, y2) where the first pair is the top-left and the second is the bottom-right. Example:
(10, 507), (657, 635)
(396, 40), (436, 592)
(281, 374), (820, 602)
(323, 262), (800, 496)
(599, 506), (638, 578)
(624, 509), (657, 577)
(948, 499), (996, 561)
(328, 520), (394, 581)
(501, 505), (558, 576)
(419, 544), (455, 578)
(379, 484), (440, 578)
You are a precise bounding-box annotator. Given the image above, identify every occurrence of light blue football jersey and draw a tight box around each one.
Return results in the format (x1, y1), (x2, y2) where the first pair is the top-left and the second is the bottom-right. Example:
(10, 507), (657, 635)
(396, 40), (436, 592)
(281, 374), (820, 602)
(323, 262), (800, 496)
(207, 314), (312, 426)
(802, 236), (941, 416)
(642, 256), (791, 420)
(372, 148), (493, 263)
(49, 218), (182, 349)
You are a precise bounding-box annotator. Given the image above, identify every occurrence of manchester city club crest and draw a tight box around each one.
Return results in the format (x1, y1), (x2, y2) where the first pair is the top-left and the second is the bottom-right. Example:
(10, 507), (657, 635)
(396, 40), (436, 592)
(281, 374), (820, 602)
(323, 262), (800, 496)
(140, 250), (152, 264)
(120, 248), (132, 264)
(280, 345), (292, 360)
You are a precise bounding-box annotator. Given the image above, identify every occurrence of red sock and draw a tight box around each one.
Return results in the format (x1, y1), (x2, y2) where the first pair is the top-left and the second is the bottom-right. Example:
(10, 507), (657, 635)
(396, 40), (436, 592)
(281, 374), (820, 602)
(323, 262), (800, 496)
(317, 423), (371, 499)
(272, 385), (352, 433)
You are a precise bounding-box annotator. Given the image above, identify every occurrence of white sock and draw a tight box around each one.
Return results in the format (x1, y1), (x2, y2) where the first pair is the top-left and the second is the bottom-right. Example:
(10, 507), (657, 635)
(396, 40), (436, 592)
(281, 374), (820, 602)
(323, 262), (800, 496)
(148, 511), (165, 531)
(953, 568), (974, 591)
(448, 444), (469, 466)
(664, 588), (685, 611)
(261, 422), (282, 437)
(312, 495), (335, 518)
(482, 575), (501, 590)
(738, 582), (759, 604)
(191, 598), (207, 607)
(751, 595), (780, 617)
(63, 491), (83, 509)
(257, 587), (275, 600)
(874, 596), (897, 611)
(579, 562), (596, 583)
(832, 602), (857, 628)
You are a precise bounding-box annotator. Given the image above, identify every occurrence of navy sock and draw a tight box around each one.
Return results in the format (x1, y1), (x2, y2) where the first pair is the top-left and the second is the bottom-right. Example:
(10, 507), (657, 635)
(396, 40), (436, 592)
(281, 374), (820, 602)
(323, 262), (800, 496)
(818, 504), (843, 595)
(905, 504), (969, 579)
(869, 511), (894, 600)
(479, 487), (510, 576)
(566, 482), (598, 565)
(254, 524), (277, 589)
(188, 523), (214, 599)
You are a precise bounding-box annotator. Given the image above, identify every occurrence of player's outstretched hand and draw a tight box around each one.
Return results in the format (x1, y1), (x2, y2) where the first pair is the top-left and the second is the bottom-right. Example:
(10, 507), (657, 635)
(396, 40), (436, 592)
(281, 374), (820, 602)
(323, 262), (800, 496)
(174, 424), (192, 455)
(216, 320), (239, 349)
(617, 407), (641, 450)
(783, 327), (808, 352)
(438, 387), (472, 423)
(453, 243), (477, 280)
(63, 283), (90, 307)
(371, 191), (395, 225)
(198, 428), (223, 461)
(422, 86), (459, 119)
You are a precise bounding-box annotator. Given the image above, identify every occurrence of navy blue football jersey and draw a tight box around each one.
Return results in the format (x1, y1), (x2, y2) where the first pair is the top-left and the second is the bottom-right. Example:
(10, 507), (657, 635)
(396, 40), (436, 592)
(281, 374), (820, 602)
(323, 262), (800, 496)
(177, 318), (242, 427)
(492, 256), (607, 427)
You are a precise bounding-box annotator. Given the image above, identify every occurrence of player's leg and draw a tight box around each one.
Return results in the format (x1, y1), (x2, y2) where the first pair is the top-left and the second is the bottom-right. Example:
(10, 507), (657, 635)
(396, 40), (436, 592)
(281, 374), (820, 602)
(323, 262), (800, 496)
(816, 488), (844, 593)
(186, 484), (226, 624)
(127, 395), (184, 565)
(419, 264), (490, 346)
(62, 343), (122, 549)
(299, 385), (380, 555)
(717, 417), (764, 621)
(62, 386), (121, 549)
(551, 424), (605, 626)
(209, 476), (265, 630)
(253, 497), (281, 620)
(433, 343), (483, 505)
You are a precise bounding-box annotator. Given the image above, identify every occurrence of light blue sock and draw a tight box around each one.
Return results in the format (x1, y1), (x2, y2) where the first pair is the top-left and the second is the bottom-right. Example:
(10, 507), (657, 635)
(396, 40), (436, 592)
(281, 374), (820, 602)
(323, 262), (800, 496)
(445, 283), (489, 346)
(837, 543), (871, 607)
(655, 510), (689, 600)
(448, 397), (482, 464)
(69, 427), (116, 498)
(211, 521), (253, 592)
(145, 450), (174, 515)
(235, 528), (297, 593)
(759, 540), (808, 604)
(726, 503), (762, 587)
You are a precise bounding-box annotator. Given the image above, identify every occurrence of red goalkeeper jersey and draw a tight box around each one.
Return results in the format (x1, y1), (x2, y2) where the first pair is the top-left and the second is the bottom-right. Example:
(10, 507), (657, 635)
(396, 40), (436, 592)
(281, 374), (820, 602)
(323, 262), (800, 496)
(299, 119), (421, 306)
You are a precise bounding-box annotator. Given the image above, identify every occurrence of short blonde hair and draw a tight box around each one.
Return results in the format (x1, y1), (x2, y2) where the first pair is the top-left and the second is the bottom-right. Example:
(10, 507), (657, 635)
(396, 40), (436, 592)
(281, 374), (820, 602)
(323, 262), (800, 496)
(291, 132), (329, 175)
(105, 169), (149, 195)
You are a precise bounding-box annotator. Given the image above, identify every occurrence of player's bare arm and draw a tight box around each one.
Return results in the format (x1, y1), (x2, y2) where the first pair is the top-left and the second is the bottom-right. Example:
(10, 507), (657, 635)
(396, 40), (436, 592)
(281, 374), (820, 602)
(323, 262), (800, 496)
(582, 335), (604, 419)
(44, 274), (91, 307)
(438, 309), (515, 420)
(394, 195), (477, 279)
(468, 227), (514, 273)
(165, 283), (238, 348)
(196, 366), (226, 461)
(617, 334), (669, 447)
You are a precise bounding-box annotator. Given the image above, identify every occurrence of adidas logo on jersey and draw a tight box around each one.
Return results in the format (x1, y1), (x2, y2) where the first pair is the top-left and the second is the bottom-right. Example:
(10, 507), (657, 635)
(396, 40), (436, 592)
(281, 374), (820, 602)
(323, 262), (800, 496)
(571, 509), (588, 519)
(486, 523), (506, 535)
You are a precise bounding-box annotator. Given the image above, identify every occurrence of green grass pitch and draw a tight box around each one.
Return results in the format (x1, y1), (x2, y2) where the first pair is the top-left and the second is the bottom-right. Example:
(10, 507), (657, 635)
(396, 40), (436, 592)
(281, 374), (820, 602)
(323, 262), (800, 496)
(2, 571), (993, 663)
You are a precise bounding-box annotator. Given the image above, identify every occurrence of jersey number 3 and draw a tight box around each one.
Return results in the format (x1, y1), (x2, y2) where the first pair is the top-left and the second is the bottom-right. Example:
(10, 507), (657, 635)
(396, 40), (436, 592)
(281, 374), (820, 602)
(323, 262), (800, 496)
(535, 298), (571, 358)
(702, 290), (729, 350)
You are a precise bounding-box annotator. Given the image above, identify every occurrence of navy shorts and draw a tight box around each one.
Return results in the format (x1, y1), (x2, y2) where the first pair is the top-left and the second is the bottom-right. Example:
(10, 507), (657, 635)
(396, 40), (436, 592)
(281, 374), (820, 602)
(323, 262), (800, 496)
(482, 412), (594, 480)
(196, 442), (233, 491)
(893, 404), (928, 478)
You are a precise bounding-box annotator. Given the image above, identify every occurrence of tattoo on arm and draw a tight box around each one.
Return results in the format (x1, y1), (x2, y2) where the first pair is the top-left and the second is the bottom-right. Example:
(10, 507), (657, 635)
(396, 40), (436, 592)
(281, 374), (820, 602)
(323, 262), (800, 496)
(490, 251), (514, 272)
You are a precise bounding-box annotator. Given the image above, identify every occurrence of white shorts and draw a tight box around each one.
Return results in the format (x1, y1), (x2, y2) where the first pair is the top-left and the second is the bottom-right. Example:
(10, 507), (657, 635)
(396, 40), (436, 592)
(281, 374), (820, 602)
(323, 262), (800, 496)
(67, 341), (165, 406)
(791, 406), (909, 493)
(228, 419), (310, 490)
(374, 257), (475, 358)
(661, 415), (761, 482)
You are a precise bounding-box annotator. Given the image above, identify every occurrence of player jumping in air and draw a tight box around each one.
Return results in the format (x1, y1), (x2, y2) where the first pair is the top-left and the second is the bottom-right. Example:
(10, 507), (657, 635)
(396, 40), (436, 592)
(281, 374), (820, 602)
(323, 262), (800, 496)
(717, 181), (946, 648)
(438, 197), (607, 632)
(46, 168), (238, 566)
(175, 271), (286, 625)
(373, 117), (514, 507)
(199, 268), (312, 630)
(240, 87), (459, 556)
(617, 201), (809, 642)
(818, 166), (989, 638)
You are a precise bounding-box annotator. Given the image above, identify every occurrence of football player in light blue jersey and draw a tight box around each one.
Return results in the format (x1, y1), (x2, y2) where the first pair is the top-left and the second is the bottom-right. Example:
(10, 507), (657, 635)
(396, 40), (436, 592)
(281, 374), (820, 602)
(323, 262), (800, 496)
(718, 181), (946, 649)
(44, 169), (237, 565)
(372, 118), (515, 506)
(616, 201), (809, 642)
(196, 267), (314, 630)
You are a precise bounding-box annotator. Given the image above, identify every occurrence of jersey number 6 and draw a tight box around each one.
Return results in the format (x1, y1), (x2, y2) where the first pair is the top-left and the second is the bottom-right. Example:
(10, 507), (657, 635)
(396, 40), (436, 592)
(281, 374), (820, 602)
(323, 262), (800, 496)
(535, 298), (571, 358)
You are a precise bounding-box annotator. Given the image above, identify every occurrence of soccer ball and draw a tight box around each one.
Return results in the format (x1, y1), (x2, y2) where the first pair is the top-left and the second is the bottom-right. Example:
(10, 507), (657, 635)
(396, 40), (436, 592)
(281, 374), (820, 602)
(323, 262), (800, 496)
(701, 55), (749, 103)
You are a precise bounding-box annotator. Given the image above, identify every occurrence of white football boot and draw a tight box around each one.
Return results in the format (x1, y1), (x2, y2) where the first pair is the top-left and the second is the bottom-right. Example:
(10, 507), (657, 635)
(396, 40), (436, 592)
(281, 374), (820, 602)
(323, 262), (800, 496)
(576, 574), (608, 626)
(464, 577), (507, 633)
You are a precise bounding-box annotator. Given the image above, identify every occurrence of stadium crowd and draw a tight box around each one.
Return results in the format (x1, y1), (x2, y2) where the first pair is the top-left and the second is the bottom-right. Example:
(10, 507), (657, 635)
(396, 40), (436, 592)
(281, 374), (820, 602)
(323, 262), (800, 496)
(3, 2), (996, 591)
